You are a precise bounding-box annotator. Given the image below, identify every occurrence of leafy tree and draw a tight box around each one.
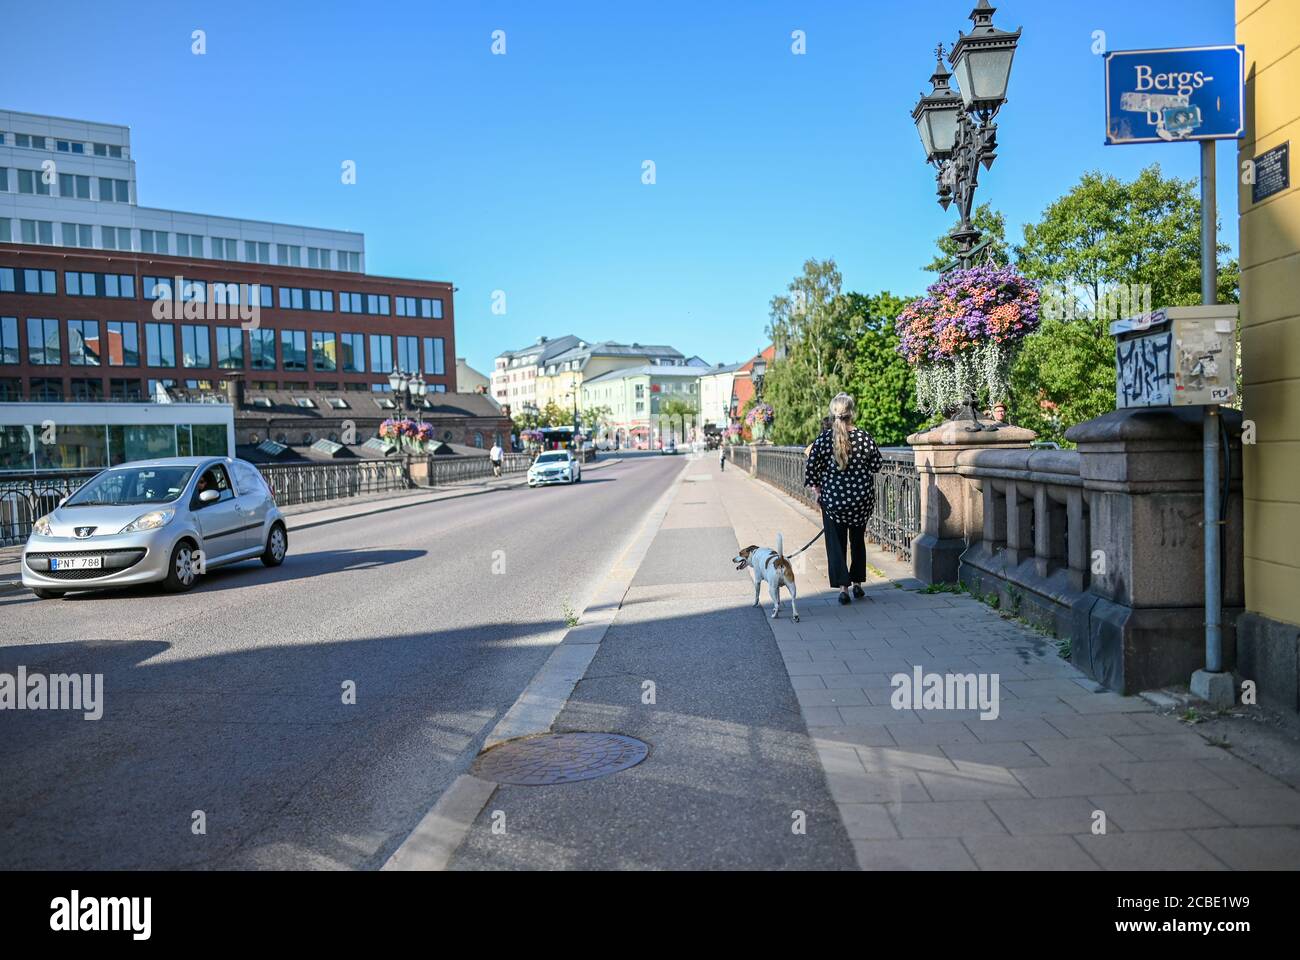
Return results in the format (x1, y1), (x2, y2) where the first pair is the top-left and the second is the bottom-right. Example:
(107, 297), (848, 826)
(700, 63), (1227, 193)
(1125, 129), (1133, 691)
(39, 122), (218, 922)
(539, 399), (572, 428)
(657, 397), (698, 440)
(763, 259), (923, 446)
(764, 259), (857, 445)
(925, 202), (1011, 272)
(1009, 164), (1240, 443)
(845, 291), (927, 446)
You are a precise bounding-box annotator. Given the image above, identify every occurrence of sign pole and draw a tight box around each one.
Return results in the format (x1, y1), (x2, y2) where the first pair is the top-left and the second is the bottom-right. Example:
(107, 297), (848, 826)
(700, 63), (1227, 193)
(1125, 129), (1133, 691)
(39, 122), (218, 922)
(1194, 139), (1231, 705)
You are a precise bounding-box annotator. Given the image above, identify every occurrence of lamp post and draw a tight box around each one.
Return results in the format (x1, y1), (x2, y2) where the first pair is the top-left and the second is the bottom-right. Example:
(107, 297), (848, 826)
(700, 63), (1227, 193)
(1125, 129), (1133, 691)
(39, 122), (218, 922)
(387, 366), (428, 422)
(912, 0), (1021, 270)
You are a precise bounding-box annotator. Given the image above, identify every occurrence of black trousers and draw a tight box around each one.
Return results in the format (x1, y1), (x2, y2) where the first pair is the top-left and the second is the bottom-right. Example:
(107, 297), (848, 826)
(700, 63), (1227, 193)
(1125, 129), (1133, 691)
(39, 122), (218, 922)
(822, 510), (866, 588)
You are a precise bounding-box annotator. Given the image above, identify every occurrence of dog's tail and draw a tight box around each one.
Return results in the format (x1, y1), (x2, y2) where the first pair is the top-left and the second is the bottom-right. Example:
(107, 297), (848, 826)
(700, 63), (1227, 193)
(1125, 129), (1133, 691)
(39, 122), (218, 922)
(776, 532), (784, 557)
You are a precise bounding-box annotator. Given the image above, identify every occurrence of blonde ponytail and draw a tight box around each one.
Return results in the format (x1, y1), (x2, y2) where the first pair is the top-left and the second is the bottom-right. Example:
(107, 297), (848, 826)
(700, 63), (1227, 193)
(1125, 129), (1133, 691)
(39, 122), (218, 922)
(830, 393), (854, 471)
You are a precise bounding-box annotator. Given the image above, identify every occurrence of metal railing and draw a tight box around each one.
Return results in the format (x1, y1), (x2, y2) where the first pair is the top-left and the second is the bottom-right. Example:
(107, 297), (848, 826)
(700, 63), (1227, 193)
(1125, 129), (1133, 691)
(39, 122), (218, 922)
(425, 453), (532, 487)
(729, 444), (753, 472)
(744, 444), (921, 562)
(257, 460), (410, 507)
(0, 473), (97, 546)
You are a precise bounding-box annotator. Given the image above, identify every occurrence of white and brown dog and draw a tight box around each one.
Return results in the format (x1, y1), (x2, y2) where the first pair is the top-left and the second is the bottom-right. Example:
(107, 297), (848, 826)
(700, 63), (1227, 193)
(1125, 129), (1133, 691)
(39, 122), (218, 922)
(732, 533), (800, 622)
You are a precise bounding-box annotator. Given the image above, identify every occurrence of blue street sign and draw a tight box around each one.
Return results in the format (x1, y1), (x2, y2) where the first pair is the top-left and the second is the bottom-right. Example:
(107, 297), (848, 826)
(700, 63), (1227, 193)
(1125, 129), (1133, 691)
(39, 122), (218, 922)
(1105, 45), (1245, 145)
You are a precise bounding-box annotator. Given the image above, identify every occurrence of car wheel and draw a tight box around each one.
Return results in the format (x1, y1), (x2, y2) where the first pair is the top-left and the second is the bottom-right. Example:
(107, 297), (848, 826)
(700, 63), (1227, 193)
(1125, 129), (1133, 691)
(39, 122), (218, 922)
(31, 587), (65, 600)
(163, 539), (200, 593)
(261, 523), (288, 567)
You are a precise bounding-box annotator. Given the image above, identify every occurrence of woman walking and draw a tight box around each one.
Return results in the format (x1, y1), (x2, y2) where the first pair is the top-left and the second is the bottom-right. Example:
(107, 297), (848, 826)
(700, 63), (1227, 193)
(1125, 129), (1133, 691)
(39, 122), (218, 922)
(804, 394), (885, 605)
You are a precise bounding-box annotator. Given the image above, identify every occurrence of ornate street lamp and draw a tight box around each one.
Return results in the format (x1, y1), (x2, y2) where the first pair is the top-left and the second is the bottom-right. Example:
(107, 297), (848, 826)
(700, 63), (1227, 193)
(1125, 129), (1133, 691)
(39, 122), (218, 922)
(913, 0), (1021, 269)
(387, 367), (428, 422)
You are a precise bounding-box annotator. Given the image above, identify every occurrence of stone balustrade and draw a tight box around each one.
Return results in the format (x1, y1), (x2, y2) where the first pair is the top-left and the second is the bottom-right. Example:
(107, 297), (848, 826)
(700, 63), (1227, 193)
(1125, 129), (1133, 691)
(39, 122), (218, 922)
(909, 408), (1244, 695)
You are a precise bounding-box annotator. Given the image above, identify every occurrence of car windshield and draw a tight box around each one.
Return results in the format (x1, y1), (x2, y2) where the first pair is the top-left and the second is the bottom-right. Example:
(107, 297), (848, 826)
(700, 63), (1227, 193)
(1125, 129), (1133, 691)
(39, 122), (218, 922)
(536, 453), (569, 463)
(64, 466), (196, 506)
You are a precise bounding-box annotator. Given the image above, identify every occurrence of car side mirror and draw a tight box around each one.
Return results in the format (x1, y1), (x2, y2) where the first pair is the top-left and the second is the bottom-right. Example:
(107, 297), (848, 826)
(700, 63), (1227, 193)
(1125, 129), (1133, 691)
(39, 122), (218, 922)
(199, 489), (220, 503)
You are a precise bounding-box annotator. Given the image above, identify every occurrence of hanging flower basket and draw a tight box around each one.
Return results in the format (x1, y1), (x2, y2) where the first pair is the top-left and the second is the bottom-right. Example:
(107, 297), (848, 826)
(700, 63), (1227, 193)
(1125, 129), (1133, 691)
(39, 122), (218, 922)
(895, 265), (1041, 417)
(744, 403), (774, 442)
(380, 418), (436, 453)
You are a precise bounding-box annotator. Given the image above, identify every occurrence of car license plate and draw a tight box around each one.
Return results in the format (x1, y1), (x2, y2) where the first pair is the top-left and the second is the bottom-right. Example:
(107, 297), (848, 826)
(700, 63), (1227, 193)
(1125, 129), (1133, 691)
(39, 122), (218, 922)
(50, 556), (102, 571)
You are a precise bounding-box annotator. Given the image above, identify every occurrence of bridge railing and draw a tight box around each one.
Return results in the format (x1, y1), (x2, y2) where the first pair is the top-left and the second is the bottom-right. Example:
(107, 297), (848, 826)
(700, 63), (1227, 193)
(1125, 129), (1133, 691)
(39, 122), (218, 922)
(737, 444), (921, 562)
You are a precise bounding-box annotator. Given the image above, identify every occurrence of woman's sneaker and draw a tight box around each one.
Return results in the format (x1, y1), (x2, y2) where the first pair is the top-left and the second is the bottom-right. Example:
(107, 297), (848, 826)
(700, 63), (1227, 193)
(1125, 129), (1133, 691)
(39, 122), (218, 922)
(852, 585), (866, 599)
(838, 591), (851, 606)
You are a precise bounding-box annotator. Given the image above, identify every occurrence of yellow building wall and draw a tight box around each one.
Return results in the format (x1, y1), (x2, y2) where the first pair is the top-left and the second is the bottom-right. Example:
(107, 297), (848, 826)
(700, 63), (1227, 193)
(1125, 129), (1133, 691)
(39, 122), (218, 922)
(1238, 0), (1300, 627)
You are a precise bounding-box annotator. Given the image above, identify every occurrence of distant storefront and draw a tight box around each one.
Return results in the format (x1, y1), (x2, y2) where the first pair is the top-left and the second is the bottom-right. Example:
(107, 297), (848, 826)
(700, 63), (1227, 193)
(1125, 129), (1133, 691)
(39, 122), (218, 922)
(0, 401), (234, 473)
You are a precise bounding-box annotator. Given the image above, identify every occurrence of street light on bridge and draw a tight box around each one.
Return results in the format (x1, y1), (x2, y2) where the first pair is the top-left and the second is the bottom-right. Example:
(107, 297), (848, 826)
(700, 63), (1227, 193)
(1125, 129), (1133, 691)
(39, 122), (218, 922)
(912, 0), (1021, 269)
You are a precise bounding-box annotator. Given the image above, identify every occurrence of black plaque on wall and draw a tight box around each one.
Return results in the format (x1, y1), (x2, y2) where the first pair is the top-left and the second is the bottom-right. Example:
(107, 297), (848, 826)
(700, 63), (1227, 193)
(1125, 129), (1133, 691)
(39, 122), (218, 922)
(1252, 142), (1290, 204)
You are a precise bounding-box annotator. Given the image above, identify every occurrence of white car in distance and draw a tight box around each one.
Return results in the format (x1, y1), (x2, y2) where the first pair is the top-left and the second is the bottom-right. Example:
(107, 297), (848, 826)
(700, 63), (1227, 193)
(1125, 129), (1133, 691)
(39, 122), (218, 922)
(527, 450), (583, 487)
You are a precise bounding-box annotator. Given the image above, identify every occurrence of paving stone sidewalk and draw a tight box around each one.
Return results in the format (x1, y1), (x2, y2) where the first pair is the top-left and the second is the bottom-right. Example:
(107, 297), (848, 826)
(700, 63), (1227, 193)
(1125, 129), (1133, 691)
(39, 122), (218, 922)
(715, 456), (1300, 871)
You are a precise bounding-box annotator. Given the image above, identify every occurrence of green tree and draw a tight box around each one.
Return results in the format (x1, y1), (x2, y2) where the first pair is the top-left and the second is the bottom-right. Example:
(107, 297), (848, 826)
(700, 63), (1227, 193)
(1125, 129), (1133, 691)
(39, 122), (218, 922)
(657, 397), (698, 441)
(925, 202), (1011, 273)
(764, 259), (857, 445)
(763, 259), (923, 446)
(1009, 164), (1240, 443)
(845, 291), (927, 446)
(539, 399), (571, 428)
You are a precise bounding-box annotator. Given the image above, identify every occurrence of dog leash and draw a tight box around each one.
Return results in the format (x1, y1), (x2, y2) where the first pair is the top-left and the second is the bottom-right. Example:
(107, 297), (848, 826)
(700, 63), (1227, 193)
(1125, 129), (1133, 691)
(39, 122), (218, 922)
(785, 529), (825, 559)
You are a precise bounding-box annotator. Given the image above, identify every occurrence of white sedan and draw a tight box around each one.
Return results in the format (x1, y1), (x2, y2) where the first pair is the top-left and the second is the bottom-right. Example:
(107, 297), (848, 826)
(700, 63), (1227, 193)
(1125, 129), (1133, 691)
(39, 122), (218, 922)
(527, 450), (583, 487)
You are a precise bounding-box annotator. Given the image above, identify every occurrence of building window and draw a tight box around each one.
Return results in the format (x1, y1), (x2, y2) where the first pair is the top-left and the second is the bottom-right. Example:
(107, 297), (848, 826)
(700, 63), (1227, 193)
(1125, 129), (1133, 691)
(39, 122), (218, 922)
(176, 233), (204, 258)
(420, 297), (444, 319)
(8, 268), (56, 294)
(140, 229), (170, 254)
(423, 337), (445, 376)
(61, 223), (93, 247)
(211, 237), (237, 260)
(30, 378), (63, 402)
(277, 244), (301, 267)
(369, 334), (393, 373)
(106, 320), (139, 366)
(281, 329), (307, 371)
(98, 178), (129, 202)
(279, 287), (305, 310)
(244, 240), (270, 264)
(70, 378), (103, 401)
(250, 329), (276, 370)
(20, 220), (54, 244)
(15, 134), (48, 150)
(307, 289), (333, 311)
(340, 332), (364, 373)
(366, 293), (390, 316)
(216, 327), (244, 369)
(307, 247), (331, 270)
(93, 143), (124, 159)
(56, 139), (86, 154)
(312, 331), (337, 371)
(145, 323), (176, 367)
(395, 296), (416, 317)
(68, 320), (101, 366)
(58, 173), (91, 199)
(27, 318), (60, 365)
(338, 250), (361, 272)
(339, 291), (362, 313)
(0, 317), (18, 365)
(101, 226), (132, 250)
(17, 169), (51, 196)
(182, 325), (211, 368)
(109, 378), (142, 401)
(395, 336), (418, 372)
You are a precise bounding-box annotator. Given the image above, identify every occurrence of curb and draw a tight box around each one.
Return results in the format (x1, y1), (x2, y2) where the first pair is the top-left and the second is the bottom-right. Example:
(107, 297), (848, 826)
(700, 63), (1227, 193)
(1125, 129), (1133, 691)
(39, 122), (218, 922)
(380, 456), (687, 871)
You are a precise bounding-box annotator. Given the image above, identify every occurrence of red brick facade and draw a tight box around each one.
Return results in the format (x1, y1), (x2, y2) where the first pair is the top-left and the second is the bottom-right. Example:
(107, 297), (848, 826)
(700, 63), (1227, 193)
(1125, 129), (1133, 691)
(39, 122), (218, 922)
(0, 243), (456, 401)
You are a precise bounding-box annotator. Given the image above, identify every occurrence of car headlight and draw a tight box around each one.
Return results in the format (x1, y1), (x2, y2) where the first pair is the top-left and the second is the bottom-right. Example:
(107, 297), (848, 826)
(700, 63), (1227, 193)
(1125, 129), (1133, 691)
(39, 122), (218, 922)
(32, 514), (53, 536)
(118, 509), (175, 534)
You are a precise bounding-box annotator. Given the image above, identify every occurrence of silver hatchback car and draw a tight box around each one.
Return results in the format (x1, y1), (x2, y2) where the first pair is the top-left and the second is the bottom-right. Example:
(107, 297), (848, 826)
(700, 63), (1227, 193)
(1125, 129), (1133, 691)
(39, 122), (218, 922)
(22, 456), (287, 599)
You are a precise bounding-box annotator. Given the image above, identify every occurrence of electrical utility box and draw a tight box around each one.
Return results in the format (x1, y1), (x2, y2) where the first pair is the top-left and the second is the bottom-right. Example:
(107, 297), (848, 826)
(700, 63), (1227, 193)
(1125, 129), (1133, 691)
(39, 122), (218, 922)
(1109, 305), (1238, 408)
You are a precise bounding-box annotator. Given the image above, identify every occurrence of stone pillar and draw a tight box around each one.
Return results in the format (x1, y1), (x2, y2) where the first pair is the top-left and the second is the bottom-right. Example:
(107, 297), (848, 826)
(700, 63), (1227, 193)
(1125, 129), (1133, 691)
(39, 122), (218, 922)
(1067, 407), (1244, 694)
(907, 419), (1036, 584)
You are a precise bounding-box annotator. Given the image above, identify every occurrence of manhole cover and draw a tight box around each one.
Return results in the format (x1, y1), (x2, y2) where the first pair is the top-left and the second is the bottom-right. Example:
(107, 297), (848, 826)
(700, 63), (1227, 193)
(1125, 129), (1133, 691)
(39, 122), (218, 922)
(474, 733), (649, 785)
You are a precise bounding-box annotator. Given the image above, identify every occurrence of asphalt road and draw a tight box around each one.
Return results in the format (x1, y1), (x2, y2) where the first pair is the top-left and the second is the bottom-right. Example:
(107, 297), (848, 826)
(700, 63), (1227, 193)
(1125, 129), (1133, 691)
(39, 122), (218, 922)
(0, 454), (685, 869)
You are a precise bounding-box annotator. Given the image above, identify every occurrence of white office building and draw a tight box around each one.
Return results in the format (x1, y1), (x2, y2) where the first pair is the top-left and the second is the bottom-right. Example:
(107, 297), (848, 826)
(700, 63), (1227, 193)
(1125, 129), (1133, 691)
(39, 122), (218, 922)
(0, 109), (365, 271)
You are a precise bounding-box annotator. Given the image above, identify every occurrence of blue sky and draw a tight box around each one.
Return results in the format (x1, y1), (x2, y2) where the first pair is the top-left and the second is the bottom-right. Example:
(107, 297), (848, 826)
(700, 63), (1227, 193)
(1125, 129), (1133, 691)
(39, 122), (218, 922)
(2, 0), (1237, 374)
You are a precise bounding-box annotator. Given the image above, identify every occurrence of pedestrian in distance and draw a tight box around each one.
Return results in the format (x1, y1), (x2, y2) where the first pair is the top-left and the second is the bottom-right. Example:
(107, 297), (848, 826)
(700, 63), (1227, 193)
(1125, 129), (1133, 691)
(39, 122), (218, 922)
(489, 440), (503, 478)
(804, 394), (884, 606)
(719, 445), (726, 472)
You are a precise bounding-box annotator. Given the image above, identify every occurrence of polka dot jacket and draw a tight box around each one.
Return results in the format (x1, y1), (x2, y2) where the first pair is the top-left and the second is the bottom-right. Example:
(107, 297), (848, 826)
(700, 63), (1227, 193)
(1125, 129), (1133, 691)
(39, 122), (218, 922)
(803, 427), (885, 526)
